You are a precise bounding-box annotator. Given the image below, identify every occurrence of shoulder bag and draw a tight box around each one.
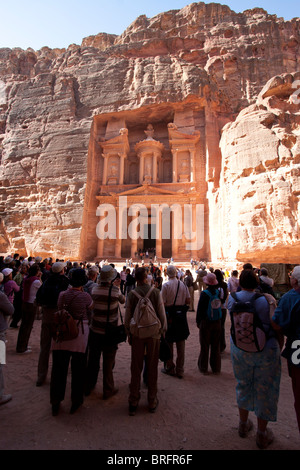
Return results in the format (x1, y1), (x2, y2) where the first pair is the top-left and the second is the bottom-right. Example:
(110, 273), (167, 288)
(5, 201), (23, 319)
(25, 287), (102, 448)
(165, 281), (190, 342)
(104, 285), (127, 345)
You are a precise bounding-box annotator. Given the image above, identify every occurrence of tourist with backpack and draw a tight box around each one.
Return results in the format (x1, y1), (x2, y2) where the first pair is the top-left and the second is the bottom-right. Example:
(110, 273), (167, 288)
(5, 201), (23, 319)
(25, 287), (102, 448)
(161, 265), (190, 379)
(50, 268), (93, 416)
(272, 265), (300, 434)
(258, 268), (276, 297)
(35, 261), (70, 387)
(196, 272), (222, 375)
(125, 267), (167, 416)
(227, 269), (281, 449)
(85, 265), (125, 401)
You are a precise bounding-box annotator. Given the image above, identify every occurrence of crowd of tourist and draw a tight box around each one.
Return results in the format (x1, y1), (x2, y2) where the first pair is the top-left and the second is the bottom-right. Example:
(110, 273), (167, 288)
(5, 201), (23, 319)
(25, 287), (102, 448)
(0, 252), (300, 449)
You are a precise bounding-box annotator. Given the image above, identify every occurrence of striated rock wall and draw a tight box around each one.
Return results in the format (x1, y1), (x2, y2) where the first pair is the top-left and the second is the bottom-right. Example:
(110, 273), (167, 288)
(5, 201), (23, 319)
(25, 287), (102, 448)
(0, 2), (299, 261)
(217, 72), (300, 264)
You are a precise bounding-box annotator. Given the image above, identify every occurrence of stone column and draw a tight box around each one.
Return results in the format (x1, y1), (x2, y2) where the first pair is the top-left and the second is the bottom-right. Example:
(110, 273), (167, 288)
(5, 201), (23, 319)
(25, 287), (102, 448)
(155, 207), (162, 258)
(115, 206), (122, 258)
(172, 204), (181, 258)
(131, 229), (138, 259)
(139, 155), (144, 184)
(97, 237), (104, 258)
(172, 150), (178, 183)
(190, 149), (196, 182)
(102, 155), (108, 185)
(119, 154), (125, 185)
(153, 153), (158, 183)
(191, 199), (198, 258)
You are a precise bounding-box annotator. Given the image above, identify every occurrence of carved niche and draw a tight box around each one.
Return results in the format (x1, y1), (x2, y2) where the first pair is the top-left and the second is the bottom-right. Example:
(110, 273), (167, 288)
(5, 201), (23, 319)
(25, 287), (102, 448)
(167, 123), (200, 183)
(134, 124), (165, 184)
(99, 128), (130, 185)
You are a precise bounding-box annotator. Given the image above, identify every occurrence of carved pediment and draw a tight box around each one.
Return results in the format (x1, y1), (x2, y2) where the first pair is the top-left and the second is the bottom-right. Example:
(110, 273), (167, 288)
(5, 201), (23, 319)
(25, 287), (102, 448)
(168, 123), (200, 146)
(112, 184), (180, 197)
(99, 128), (130, 155)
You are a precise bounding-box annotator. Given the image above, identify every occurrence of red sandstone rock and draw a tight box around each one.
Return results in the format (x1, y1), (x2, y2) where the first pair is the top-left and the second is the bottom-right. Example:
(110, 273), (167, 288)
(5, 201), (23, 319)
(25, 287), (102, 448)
(218, 72), (300, 263)
(0, 3), (299, 262)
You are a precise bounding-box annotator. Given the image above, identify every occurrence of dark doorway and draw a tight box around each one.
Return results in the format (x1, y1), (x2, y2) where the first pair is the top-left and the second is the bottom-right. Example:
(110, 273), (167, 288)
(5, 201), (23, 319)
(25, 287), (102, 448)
(143, 223), (156, 251)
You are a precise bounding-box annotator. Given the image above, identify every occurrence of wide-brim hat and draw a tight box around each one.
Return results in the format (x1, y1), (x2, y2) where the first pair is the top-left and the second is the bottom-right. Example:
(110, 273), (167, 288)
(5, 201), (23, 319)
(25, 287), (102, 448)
(203, 272), (218, 285)
(88, 265), (99, 274)
(2, 268), (13, 277)
(99, 265), (117, 283)
(51, 261), (66, 273)
(69, 268), (88, 287)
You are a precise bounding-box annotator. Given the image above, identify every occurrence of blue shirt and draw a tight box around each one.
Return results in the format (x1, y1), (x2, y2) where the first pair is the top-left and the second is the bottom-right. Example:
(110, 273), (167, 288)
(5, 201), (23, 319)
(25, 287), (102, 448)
(272, 288), (300, 332)
(272, 288), (300, 364)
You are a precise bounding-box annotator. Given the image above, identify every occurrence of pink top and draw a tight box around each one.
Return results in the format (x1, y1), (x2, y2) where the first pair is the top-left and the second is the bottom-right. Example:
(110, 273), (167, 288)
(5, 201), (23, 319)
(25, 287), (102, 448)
(4, 280), (20, 303)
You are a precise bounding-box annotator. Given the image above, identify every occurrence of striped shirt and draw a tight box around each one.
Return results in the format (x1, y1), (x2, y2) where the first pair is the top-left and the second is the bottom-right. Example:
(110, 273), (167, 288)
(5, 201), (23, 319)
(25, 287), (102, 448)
(90, 284), (125, 334)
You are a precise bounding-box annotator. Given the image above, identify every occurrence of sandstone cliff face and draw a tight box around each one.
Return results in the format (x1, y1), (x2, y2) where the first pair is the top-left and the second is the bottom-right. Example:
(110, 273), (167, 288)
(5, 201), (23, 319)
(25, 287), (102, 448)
(0, 2), (299, 261)
(217, 72), (300, 263)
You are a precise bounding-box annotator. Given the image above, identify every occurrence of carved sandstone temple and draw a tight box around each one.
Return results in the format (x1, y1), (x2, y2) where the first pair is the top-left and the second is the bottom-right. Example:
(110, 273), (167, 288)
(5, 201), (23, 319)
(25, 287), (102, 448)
(1, 4), (299, 264)
(80, 106), (212, 261)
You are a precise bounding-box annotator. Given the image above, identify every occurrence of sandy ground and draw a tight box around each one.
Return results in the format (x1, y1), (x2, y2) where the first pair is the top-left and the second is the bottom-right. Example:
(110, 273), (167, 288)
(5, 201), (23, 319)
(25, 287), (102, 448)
(0, 288), (299, 452)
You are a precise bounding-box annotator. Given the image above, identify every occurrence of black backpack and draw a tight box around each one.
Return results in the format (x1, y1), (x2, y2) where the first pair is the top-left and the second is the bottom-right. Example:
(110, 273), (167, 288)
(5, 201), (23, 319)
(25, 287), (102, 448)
(259, 277), (276, 297)
(230, 293), (268, 353)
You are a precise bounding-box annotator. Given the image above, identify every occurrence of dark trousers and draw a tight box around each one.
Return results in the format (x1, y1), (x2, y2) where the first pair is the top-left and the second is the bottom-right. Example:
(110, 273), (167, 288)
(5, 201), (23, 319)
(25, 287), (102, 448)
(11, 290), (23, 327)
(37, 306), (57, 383)
(16, 302), (36, 353)
(220, 308), (227, 352)
(165, 340), (185, 376)
(50, 350), (87, 407)
(37, 322), (52, 383)
(129, 336), (160, 407)
(85, 329), (117, 397)
(288, 361), (300, 433)
(198, 319), (221, 373)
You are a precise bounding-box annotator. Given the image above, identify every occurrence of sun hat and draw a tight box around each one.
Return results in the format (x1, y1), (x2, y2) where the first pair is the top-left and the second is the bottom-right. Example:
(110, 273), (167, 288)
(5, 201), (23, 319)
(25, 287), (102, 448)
(167, 265), (177, 278)
(203, 272), (218, 286)
(51, 261), (66, 273)
(2, 268), (13, 277)
(291, 266), (300, 284)
(69, 268), (88, 287)
(99, 265), (117, 283)
(88, 265), (99, 274)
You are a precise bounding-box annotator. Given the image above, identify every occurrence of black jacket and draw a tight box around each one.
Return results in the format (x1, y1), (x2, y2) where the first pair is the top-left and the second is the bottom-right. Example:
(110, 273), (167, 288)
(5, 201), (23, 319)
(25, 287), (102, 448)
(36, 273), (70, 308)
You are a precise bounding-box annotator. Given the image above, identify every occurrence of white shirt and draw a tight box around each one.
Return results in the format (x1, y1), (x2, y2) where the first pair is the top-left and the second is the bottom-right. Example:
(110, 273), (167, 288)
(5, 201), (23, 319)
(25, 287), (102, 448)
(27, 279), (42, 303)
(161, 278), (190, 306)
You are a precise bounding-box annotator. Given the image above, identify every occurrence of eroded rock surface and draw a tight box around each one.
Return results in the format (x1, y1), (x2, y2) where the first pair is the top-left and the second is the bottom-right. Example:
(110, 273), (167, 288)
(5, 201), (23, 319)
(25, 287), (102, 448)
(0, 2), (299, 261)
(218, 72), (300, 263)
